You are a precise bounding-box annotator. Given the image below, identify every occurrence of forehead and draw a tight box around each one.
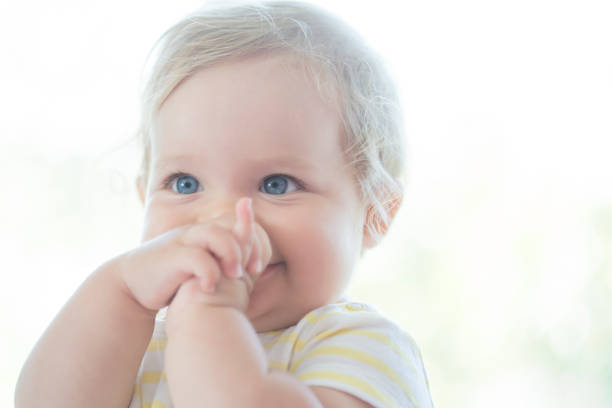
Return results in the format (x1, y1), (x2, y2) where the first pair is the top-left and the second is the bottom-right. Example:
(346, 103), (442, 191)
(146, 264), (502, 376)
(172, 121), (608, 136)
(151, 53), (347, 169)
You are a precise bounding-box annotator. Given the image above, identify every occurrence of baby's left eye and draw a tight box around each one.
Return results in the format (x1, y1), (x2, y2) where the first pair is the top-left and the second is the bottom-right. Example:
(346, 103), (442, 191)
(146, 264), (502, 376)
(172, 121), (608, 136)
(260, 175), (300, 195)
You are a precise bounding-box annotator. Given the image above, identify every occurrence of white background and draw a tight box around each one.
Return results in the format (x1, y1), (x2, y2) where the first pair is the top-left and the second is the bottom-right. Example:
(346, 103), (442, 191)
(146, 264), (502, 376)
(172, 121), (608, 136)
(2, 1), (611, 406)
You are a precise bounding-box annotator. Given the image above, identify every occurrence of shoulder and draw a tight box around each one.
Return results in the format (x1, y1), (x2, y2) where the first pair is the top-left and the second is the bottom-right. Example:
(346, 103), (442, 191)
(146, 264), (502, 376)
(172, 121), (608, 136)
(288, 299), (434, 408)
(297, 299), (423, 362)
(299, 298), (402, 330)
(296, 298), (391, 332)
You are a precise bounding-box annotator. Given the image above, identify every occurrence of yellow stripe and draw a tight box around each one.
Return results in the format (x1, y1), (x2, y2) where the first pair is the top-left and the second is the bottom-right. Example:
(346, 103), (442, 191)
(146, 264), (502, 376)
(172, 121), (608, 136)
(291, 346), (417, 406)
(262, 332), (296, 349)
(143, 401), (167, 408)
(304, 311), (345, 324)
(261, 329), (284, 336)
(315, 328), (389, 345)
(141, 371), (167, 383)
(262, 332), (307, 351)
(311, 329), (418, 375)
(304, 307), (376, 325)
(299, 370), (397, 408)
(262, 306), (379, 350)
(263, 327), (416, 375)
(146, 338), (168, 352)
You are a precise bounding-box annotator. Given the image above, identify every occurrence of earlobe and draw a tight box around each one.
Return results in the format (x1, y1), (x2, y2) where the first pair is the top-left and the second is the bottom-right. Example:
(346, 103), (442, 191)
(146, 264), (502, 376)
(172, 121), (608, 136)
(362, 195), (403, 249)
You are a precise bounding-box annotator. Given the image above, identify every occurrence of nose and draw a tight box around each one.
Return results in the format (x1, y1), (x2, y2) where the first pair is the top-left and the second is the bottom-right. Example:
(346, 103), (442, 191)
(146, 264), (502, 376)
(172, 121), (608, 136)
(195, 196), (239, 224)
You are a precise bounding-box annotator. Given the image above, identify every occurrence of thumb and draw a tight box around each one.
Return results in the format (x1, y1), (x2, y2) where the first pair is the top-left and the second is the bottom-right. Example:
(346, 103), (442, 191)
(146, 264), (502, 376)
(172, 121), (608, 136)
(232, 197), (254, 264)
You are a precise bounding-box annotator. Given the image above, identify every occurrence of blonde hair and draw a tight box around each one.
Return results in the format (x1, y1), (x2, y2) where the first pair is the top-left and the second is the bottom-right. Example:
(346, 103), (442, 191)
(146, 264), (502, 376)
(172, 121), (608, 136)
(137, 0), (405, 242)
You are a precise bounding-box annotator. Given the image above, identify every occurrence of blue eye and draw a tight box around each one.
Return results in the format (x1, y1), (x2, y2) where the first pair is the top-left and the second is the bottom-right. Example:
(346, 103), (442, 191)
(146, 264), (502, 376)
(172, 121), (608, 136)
(172, 174), (200, 194)
(261, 175), (299, 195)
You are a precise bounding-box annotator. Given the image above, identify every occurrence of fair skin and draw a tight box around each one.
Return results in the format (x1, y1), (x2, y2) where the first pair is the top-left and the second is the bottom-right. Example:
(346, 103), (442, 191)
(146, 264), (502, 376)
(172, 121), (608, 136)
(15, 53), (394, 407)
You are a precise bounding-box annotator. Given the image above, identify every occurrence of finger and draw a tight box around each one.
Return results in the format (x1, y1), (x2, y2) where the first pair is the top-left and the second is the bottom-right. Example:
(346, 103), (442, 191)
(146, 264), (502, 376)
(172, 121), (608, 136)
(255, 223), (272, 268)
(246, 232), (262, 276)
(179, 247), (222, 293)
(182, 224), (243, 278)
(152, 246), (222, 303)
(233, 197), (254, 266)
(233, 197), (254, 241)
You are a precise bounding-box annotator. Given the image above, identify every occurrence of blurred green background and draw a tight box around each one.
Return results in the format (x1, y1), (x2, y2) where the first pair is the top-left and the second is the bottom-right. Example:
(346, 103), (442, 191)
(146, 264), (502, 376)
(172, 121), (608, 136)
(2, 0), (611, 406)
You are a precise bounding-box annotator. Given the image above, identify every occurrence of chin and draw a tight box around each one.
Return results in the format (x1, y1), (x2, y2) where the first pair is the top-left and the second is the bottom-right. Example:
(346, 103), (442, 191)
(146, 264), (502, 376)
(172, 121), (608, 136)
(247, 299), (301, 333)
(249, 310), (292, 333)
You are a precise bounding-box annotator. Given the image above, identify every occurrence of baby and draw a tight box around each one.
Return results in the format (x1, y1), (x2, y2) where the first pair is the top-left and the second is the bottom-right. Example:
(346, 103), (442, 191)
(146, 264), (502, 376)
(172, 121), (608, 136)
(16, 1), (434, 407)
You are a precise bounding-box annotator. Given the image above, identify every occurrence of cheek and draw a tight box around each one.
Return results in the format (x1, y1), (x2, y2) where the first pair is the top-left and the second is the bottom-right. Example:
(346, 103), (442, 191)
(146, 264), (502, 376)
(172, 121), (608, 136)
(140, 201), (187, 242)
(279, 205), (362, 283)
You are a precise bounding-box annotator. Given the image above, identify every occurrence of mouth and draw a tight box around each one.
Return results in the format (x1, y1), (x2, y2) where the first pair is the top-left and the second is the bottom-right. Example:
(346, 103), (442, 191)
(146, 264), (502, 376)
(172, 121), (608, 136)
(259, 262), (283, 280)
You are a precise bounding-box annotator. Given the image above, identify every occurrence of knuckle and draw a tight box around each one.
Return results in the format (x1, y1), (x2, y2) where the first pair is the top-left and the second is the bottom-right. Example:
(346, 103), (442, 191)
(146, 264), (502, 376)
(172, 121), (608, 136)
(183, 247), (212, 274)
(177, 223), (205, 246)
(216, 233), (242, 264)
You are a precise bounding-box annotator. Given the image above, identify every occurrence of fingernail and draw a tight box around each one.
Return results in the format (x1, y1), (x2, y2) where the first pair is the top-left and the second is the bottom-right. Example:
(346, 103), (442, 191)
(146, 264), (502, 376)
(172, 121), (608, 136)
(234, 264), (243, 278)
(255, 260), (262, 275)
(239, 198), (252, 218)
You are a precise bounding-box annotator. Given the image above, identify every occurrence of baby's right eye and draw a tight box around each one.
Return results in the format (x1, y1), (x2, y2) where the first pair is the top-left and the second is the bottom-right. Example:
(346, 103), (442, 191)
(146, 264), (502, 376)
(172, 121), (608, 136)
(166, 173), (201, 194)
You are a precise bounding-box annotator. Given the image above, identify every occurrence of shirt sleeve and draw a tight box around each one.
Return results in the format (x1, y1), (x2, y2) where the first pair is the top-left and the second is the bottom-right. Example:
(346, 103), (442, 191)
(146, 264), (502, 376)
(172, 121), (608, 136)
(289, 302), (434, 408)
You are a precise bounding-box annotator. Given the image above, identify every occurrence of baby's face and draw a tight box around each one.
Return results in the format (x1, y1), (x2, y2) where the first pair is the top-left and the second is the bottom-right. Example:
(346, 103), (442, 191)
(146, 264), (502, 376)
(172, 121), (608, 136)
(139, 53), (368, 332)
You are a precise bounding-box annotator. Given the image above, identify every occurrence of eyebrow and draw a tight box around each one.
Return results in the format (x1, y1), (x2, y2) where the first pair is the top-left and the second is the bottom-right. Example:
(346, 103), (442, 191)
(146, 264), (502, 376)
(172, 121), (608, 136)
(152, 155), (198, 171)
(152, 154), (317, 172)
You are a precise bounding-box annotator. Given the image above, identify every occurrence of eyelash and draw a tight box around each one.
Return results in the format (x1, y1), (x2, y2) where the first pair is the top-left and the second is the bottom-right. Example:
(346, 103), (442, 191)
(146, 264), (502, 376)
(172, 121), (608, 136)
(161, 171), (307, 192)
(161, 172), (192, 190)
(264, 173), (307, 193)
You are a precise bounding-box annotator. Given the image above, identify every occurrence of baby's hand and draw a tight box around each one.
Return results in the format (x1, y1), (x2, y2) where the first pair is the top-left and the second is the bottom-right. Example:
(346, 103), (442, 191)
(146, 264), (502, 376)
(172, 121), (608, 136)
(165, 198), (271, 332)
(114, 197), (270, 314)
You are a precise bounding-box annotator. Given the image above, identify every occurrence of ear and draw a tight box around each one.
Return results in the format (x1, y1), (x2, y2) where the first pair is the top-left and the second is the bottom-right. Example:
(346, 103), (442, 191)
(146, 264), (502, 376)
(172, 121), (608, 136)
(136, 175), (146, 207)
(362, 194), (403, 249)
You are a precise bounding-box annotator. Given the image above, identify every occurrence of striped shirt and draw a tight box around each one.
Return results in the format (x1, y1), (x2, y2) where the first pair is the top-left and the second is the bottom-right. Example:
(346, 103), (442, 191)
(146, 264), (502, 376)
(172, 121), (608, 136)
(129, 299), (434, 408)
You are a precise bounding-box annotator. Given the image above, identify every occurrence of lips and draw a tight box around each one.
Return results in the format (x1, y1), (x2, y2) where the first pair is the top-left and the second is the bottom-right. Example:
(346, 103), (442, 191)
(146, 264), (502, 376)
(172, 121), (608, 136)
(259, 262), (283, 279)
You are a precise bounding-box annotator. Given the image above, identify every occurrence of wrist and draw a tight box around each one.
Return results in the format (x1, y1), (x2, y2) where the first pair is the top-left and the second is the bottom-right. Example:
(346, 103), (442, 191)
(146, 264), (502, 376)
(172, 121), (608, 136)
(165, 276), (252, 335)
(94, 255), (158, 321)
